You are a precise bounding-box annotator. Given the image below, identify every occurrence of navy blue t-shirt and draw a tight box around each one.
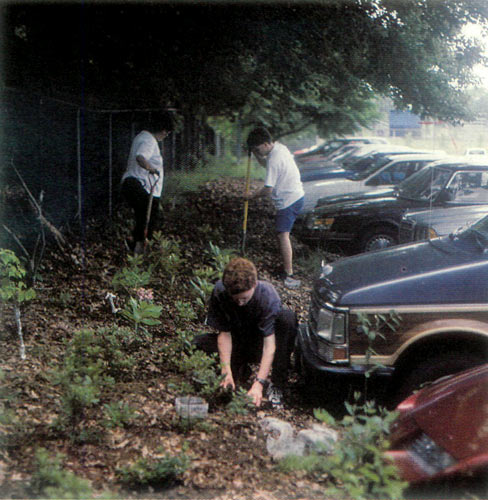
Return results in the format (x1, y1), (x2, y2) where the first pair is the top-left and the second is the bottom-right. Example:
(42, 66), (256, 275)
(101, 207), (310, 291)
(206, 280), (281, 340)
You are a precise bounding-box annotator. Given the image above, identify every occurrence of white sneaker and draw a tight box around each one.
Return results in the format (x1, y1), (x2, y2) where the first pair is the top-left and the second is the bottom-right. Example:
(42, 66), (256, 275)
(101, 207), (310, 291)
(284, 275), (301, 289)
(266, 384), (284, 408)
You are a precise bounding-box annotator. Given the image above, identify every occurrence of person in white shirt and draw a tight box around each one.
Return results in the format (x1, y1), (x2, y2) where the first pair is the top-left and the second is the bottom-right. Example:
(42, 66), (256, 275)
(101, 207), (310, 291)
(121, 111), (174, 254)
(245, 127), (304, 289)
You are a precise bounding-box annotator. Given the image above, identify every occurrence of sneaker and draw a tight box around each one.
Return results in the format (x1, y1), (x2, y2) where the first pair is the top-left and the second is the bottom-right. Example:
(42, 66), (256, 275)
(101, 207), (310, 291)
(284, 275), (301, 289)
(266, 384), (284, 408)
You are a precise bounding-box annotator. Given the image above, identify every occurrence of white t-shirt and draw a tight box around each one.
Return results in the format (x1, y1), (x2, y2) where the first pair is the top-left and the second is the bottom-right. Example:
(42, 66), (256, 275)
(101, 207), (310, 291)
(122, 130), (163, 197)
(264, 142), (304, 210)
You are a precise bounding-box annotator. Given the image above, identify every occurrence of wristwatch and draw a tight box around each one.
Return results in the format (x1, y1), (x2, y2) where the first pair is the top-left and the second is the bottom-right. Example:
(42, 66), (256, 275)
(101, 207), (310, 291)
(255, 377), (267, 386)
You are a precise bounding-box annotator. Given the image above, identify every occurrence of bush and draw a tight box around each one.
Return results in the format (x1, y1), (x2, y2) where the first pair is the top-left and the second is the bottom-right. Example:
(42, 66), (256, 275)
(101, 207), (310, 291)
(117, 451), (190, 488)
(280, 393), (407, 500)
(30, 448), (94, 499)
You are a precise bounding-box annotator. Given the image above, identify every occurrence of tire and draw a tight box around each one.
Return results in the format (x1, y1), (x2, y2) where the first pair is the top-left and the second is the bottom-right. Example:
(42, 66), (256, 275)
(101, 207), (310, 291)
(361, 226), (397, 253)
(390, 351), (485, 408)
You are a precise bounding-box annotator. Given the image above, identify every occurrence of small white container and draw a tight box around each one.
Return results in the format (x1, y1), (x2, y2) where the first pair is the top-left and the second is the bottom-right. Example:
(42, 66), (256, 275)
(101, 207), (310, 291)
(175, 396), (208, 419)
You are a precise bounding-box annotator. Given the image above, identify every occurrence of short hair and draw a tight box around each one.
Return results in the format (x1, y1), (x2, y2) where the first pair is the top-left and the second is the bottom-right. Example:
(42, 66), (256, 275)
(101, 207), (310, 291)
(222, 257), (258, 295)
(246, 127), (273, 150)
(148, 111), (175, 133)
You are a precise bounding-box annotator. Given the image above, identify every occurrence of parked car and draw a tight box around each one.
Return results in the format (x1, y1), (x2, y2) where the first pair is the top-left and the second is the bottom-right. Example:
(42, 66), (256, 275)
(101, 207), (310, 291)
(298, 160), (488, 253)
(386, 364), (488, 486)
(465, 147), (487, 156)
(295, 136), (388, 160)
(296, 218), (488, 408)
(398, 204), (488, 244)
(302, 153), (444, 213)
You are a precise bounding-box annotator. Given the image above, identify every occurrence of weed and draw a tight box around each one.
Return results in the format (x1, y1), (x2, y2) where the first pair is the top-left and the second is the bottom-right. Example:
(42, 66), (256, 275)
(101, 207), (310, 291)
(147, 232), (184, 285)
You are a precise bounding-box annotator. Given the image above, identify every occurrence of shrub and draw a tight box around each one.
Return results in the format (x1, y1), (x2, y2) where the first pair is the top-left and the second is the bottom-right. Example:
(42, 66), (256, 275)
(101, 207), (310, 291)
(103, 401), (137, 429)
(111, 255), (152, 295)
(117, 451), (190, 488)
(280, 393), (407, 500)
(30, 448), (93, 499)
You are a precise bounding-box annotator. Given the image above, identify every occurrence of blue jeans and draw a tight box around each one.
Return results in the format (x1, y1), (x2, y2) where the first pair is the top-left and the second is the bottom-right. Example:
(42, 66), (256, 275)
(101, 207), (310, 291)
(276, 197), (304, 233)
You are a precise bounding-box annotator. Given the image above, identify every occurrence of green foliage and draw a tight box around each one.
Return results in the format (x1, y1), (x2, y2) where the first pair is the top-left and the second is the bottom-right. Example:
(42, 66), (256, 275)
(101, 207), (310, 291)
(356, 311), (401, 378)
(226, 387), (253, 416)
(111, 255), (152, 295)
(103, 400), (137, 429)
(117, 451), (190, 488)
(30, 448), (93, 499)
(311, 394), (406, 499)
(0, 248), (36, 304)
(51, 329), (115, 428)
(120, 297), (162, 333)
(146, 232), (184, 285)
(174, 300), (197, 325)
(204, 242), (236, 275)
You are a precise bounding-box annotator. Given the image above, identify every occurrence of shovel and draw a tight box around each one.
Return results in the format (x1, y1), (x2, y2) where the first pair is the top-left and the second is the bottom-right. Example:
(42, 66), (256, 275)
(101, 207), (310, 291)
(241, 150), (252, 255)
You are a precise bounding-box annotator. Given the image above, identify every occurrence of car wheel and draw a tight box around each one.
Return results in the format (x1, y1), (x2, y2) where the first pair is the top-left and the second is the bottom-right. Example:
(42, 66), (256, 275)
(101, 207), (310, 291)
(361, 227), (397, 252)
(390, 351), (485, 408)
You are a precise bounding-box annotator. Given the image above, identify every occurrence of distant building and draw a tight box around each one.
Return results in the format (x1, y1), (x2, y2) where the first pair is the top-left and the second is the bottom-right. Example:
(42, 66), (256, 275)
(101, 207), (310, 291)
(389, 110), (422, 137)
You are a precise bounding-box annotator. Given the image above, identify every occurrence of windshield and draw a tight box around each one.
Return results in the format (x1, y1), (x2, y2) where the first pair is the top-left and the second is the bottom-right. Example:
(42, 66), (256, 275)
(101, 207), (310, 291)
(397, 166), (452, 201)
(464, 214), (488, 244)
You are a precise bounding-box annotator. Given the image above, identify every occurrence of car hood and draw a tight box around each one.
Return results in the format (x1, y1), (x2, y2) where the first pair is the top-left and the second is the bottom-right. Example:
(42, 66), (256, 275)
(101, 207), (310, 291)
(404, 205), (488, 230)
(316, 235), (488, 306)
(313, 194), (401, 215)
(393, 364), (488, 461)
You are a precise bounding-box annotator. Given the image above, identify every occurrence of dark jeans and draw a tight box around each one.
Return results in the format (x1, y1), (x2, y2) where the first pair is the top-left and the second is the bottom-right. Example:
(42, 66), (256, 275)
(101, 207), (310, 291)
(194, 308), (297, 389)
(121, 177), (160, 242)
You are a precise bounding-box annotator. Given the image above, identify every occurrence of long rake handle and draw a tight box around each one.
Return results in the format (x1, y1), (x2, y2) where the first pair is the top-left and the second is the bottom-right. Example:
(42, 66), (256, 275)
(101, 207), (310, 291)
(242, 152), (252, 254)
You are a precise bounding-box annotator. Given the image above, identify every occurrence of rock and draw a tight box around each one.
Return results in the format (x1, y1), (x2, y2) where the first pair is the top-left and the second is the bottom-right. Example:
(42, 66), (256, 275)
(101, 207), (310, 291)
(296, 424), (339, 454)
(259, 418), (339, 460)
(259, 417), (305, 460)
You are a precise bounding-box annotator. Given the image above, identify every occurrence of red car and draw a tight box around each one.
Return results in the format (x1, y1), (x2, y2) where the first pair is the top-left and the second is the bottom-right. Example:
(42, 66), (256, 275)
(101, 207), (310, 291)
(386, 364), (488, 485)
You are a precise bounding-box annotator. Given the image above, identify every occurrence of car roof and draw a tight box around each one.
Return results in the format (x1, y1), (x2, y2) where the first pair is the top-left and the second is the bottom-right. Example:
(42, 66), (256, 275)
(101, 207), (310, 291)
(383, 153), (446, 162)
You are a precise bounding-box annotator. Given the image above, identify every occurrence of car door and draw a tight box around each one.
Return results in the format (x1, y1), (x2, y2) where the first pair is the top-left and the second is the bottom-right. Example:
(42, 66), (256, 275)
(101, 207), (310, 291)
(366, 160), (426, 187)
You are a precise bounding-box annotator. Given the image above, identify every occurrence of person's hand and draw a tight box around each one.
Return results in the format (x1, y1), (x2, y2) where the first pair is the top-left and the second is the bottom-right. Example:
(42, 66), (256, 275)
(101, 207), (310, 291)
(247, 381), (264, 407)
(220, 372), (235, 390)
(149, 168), (159, 176)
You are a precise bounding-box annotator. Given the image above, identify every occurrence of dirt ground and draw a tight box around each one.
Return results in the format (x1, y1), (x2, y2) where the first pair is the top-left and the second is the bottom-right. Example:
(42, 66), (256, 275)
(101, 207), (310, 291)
(1, 178), (350, 499)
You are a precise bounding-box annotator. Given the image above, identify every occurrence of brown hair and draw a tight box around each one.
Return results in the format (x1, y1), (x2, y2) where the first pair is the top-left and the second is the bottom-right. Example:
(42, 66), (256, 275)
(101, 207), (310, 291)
(222, 257), (258, 295)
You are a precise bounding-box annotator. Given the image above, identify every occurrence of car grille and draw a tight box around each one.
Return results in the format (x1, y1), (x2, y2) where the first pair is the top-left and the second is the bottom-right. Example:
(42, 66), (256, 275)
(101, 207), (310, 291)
(308, 291), (322, 336)
(399, 219), (416, 243)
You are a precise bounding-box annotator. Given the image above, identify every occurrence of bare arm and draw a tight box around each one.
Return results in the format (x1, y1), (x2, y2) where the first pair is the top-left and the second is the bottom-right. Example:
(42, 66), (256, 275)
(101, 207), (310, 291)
(217, 331), (235, 389)
(136, 154), (158, 174)
(248, 334), (276, 407)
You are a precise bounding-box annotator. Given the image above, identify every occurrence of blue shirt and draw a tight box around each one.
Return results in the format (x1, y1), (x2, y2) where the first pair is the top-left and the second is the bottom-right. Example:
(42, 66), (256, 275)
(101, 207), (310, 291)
(206, 280), (281, 339)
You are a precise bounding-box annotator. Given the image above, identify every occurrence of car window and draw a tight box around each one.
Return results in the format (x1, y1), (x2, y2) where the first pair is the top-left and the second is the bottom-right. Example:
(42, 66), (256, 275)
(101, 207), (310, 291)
(448, 171), (488, 204)
(398, 166), (453, 201)
(367, 160), (428, 185)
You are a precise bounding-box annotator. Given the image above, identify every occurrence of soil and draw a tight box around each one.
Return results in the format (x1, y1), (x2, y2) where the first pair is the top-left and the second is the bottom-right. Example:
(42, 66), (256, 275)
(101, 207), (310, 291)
(0, 178), (343, 500)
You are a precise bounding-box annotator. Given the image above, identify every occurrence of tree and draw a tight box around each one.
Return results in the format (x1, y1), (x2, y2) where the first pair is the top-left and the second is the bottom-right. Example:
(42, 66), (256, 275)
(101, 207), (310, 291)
(2, 1), (488, 138)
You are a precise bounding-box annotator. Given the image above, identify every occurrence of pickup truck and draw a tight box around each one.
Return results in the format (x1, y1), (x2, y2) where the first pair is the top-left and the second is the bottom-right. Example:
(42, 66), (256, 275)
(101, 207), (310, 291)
(297, 214), (488, 405)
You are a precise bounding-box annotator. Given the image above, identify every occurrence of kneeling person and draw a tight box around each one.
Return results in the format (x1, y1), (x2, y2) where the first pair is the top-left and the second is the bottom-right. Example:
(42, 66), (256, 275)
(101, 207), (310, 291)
(195, 257), (297, 407)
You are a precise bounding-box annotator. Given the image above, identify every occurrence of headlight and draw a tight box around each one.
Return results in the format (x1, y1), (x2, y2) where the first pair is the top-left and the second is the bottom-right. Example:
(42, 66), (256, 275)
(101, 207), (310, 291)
(428, 227), (438, 239)
(409, 433), (456, 475)
(305, 213), (335, 230)
(316, 308), (346, 343)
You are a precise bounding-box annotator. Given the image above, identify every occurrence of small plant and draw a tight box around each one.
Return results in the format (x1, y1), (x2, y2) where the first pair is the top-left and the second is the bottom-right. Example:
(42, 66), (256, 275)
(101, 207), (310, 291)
(226, 387), (253, 416)
(120, 296), (162, 334)
(59, 290), (73, 307)
(147, 232), (184, 285)
(356, 311), (401, 377)
(30, 447), (94, 499)
(51, 329), (114, 430)
(189, 267), (216, 313)
(174, 300), (197, 325)
(112, 254), (152, 295)
(103, 400), (137, 429)
(117, 450), (190, 488)
(0, 248), (36, 359)
(281, 393), (407, 500)
(204, 242), (235, 275)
